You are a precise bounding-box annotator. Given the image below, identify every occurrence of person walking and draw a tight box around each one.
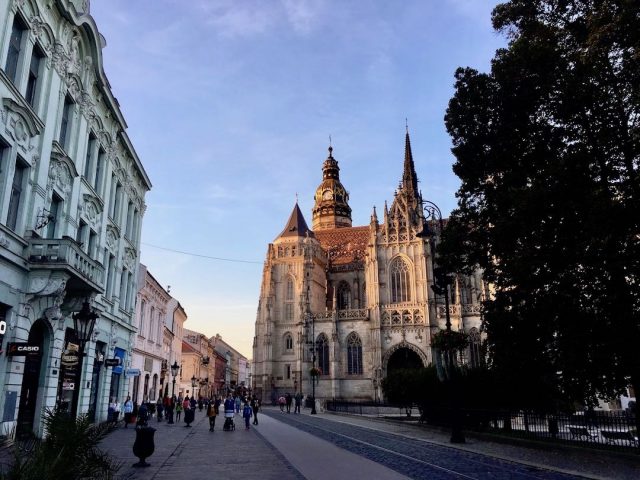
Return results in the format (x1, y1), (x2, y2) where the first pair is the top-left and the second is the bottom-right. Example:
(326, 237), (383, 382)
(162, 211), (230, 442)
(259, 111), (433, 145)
(234, 395), (241, 415)
(224, 393), (236, 431)
(294, 392), (302, 414)
(278, 395), (286, 412)
(242, 401), (253, 429)
(137, 402), (149, 427)
(206, 398), (218, 431)
(285, 392), (292, 414)
(156, 397), (164, 422)
(251, 396), (260, 425)
(123, 396), (133, 427)
(175, 399), (183, 421)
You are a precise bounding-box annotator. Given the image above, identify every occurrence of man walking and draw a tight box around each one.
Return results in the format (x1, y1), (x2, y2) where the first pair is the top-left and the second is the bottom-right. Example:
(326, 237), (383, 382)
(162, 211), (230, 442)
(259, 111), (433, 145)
(251, 396), (260, 425)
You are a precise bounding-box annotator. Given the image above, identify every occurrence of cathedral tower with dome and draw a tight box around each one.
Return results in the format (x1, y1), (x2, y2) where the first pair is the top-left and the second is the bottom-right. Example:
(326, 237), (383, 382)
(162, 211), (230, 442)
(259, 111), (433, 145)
(252, 132), (486, 404)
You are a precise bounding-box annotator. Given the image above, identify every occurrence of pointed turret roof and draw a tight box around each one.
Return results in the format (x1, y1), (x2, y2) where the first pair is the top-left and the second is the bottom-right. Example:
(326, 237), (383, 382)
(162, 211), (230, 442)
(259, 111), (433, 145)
(402, 130), (419, 197)
(277, 202), (315, 239)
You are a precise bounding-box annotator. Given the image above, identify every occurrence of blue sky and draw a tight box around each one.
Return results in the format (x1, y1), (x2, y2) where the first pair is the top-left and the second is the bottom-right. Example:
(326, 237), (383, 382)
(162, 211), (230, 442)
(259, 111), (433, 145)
(90, 0), (505, 358)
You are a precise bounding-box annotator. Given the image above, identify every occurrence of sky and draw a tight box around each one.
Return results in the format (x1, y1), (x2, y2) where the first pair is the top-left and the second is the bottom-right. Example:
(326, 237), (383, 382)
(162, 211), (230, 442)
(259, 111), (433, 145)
(89, 0), (506, 359)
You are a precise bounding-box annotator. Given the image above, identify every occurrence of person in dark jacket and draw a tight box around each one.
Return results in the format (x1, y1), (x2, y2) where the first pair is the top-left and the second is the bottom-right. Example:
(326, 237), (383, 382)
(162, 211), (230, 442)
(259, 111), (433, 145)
(251, 397), (260, 425)
(285, 392), (292, 413)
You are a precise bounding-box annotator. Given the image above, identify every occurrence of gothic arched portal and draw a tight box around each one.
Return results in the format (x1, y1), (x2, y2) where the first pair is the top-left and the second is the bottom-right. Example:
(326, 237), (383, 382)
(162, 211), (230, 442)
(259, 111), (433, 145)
(382, 341), (427, 376)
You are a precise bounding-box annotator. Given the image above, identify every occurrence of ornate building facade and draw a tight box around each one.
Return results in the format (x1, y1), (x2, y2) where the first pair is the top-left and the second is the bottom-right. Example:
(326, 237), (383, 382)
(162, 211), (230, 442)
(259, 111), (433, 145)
(0, 0), (150, 437)
(253, 133), (486, 404)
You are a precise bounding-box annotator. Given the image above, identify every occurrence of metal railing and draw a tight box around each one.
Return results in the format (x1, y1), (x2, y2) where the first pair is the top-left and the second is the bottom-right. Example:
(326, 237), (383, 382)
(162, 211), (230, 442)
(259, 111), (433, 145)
(326, 400), (639, 452)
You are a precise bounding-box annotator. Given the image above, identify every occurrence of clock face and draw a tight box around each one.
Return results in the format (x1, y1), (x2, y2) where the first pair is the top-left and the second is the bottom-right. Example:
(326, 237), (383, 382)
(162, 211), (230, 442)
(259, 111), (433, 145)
(323, 189), (333, 200)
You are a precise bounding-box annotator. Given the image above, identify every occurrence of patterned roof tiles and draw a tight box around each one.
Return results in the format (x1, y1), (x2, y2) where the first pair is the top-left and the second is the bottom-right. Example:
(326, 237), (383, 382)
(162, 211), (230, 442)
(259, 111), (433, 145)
(314, 226), (370, 265)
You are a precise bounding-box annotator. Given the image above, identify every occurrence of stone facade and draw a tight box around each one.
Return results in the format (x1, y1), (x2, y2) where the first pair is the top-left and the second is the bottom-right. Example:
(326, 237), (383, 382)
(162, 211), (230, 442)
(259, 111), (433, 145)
(253, 133), (486, 404)
(0, 0), (150, 437)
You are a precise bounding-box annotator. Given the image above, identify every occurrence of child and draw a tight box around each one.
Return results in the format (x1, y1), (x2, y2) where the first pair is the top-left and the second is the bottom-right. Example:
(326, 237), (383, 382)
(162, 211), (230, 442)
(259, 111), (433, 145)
(175, 400), (183, 421)
(242, 401), (252, 430)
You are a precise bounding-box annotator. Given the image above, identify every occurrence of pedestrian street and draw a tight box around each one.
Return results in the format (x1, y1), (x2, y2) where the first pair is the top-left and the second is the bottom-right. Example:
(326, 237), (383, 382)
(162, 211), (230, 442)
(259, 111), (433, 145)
(98, 406), (640, 480)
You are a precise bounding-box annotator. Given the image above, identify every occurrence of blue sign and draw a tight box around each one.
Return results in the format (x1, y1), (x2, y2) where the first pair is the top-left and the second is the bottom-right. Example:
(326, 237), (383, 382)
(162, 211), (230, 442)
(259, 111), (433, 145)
(112, 347), (125, 374)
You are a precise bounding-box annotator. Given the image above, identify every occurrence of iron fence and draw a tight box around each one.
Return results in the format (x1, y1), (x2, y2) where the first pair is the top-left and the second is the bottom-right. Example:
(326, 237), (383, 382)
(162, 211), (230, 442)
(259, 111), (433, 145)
(326, 400), (638, 453)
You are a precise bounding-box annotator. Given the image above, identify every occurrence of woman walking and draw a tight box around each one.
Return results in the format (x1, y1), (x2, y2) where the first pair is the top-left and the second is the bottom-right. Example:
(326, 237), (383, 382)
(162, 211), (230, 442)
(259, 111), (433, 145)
(206, 398), (218, 431)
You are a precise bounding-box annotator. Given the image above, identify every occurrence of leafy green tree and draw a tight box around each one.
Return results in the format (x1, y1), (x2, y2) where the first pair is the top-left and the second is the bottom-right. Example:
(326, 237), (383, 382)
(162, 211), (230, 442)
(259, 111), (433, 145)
(442, 0), (639, 414)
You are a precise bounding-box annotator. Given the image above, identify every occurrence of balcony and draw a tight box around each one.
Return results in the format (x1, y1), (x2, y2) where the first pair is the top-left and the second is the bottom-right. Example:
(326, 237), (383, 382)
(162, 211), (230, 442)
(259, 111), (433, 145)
(381, 306), (426, 326)
(27, 237), (105, 294)
(314, 309), (369, 321)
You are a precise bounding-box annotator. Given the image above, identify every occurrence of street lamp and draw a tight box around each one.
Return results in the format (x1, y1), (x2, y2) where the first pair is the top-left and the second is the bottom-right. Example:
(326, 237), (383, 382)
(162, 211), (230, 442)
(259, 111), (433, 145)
(305, 312), (317, 415)
(168, 361), (180, 424)
(71, 300), (98, 417)
(417, 200), (465, 444)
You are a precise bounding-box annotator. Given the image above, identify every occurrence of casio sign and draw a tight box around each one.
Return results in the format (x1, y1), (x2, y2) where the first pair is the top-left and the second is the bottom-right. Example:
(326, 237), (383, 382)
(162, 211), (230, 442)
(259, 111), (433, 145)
(7, 343), (41, 356)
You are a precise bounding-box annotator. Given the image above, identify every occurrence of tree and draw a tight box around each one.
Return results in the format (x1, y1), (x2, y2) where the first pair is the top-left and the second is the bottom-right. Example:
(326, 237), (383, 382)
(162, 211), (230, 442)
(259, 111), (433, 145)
(442, 0), (639, 413)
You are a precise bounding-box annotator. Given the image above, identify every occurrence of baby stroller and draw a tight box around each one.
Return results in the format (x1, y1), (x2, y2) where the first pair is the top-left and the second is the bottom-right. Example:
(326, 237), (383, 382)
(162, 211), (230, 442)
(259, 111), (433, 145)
(223, 409), (235, 431)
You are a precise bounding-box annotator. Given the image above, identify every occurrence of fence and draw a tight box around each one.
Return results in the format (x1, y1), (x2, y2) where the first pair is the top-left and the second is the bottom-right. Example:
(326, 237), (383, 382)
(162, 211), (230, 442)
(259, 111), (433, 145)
(326, 400), (639, 453)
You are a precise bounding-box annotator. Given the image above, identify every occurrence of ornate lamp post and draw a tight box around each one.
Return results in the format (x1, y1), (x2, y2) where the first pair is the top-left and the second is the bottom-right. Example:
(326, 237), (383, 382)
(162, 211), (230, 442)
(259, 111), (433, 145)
(167, 361), (179, 424)
(71, 300), (98, 417)
(305, 312), (317, 415)
(418, 200), (465, 444)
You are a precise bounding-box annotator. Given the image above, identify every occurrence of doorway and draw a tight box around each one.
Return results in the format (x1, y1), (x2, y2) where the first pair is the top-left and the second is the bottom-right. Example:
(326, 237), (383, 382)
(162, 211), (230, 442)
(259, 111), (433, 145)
(16, 320), (48, 438)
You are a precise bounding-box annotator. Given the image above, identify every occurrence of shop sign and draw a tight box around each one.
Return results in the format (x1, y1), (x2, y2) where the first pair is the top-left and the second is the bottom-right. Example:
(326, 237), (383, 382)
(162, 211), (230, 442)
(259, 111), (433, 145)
(62, 381), (75, 391)
(125, 368), (141, 377)
(6, 343), (41, 356)
(104, 358), (121, 367)
(61, 351), (79, 367)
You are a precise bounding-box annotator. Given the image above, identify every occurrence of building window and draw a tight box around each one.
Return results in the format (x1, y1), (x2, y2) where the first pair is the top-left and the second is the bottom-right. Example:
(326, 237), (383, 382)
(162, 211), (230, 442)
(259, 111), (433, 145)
(468, 327), (483, 368)
(285, 364), (291, 380)
(88, 229), (97, 259)
(94, 148), (105, 194)
(7, 156), (28, 231)
(140, 299), (146, 333)
(125, 201), (134, 238)
(316, 334), (329, 376)
(59, 95), (74, 149)
(105, 253), (115, 299)
(346, 332), (363, 375)
(84, 133), (96, 179)
(4, 16), (26, 84)
(25, 44), (44, 107)
(390, 257), (411, 303)
(76, 219), (88, 245)
(337, 281), (351, 310)
(285, 334), (293, 350)
(46, 193), (62, 239)
(286, 278), (294, 300)
(285, 303), (293, 321)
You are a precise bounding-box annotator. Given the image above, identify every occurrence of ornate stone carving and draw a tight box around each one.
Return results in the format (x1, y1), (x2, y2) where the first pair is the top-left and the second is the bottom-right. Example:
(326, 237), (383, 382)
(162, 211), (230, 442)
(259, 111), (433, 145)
(106, 225), (118, 250)
(48, 154), (77, 197)
(123, 247), (137, 270)
(82, 194), (102, 229)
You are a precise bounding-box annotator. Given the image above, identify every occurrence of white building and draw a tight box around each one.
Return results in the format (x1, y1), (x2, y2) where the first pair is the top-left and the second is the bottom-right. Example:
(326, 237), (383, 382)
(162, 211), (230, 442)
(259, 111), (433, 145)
(0, 0), (151, 437)
(129, 265), (169, 405)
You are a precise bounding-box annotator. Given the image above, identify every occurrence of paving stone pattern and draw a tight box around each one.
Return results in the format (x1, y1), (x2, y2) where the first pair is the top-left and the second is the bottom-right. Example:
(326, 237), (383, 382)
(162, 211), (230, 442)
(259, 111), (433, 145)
(262, 409), (640, 480)
(100, 412), (302, 480)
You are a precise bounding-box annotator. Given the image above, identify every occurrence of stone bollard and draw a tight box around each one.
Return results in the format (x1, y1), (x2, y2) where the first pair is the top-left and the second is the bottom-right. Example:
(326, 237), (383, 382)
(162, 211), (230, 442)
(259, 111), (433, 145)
(132, 426), (156, 467)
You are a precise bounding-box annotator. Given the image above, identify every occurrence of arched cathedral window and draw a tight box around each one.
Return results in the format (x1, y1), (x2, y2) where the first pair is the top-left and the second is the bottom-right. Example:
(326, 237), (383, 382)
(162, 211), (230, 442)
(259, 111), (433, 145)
(346, 332), (363, 375)
(469, 327), (483, 368)
(337, 281), (351, 310)
(284, 333), (293, 351)
(316, 334), (329, 376)
(390, 257), (411, 303)
(285, 277), (294, 321)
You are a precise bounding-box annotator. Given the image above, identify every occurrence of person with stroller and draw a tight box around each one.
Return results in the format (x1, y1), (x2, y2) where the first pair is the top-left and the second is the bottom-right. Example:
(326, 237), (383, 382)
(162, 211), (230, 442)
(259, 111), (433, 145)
(223, 394), (235, 431)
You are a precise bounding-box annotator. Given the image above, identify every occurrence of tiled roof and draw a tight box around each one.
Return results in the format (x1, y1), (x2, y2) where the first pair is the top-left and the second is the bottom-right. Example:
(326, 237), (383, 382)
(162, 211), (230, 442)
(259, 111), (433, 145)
(277, 203), (315, 240)
(182, 340), (197, 354)
(315, 226), (370, 265)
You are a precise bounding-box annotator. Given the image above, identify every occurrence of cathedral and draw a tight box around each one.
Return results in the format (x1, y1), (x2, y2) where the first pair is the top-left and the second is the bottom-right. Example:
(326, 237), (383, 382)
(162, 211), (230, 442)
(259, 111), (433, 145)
(252, 132), (485, 404)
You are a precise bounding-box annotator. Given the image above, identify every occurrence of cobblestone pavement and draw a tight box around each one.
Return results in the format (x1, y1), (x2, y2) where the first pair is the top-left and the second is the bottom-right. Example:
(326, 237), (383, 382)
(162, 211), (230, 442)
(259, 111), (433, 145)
(261, 408), (640, 480)
(99, 411), (303, 480)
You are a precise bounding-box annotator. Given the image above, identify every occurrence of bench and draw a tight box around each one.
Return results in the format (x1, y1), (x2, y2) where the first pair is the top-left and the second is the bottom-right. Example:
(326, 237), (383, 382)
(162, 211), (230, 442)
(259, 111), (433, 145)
(568, 425), (598, 440)
(600, 429), (638, 446)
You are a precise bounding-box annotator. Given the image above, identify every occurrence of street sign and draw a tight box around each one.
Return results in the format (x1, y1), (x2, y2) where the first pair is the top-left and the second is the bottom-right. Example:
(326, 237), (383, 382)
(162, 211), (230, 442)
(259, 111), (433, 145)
(125, 368), (141, 377)
(104, 358), (121, 367)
